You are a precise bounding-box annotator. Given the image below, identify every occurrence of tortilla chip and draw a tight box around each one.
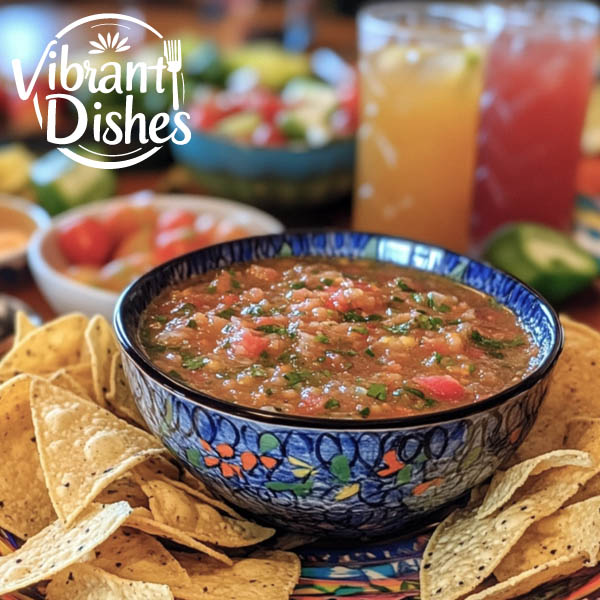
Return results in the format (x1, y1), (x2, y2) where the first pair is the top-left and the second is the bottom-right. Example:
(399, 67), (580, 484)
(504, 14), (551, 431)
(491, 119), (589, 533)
(133, 462), (243, 520)
(0, 375), (55, 539)
(92, 527), (190, 587)
(0, 313), (88, 380)
(465, 555), (586, 600)
(420, 450), (594, 600)
(30, 379), (164, 525)
(14, 310), (37, 344)
(142, 479), (275, 547)
(0, 501), (132, 596)
(134, 455), (181, 481)
(494, 495), (600, 582)
(94, 476), (148, 508)
(46, 563), (173, 600)
(106, 353), (146, 427)
(511, 315), (600, 463)
(49, 368), (92, 400)
(478, 450), (593, 519)
(85, 315), (119, 407)
(171, 550), (301, 600)
(126, 507), (233, 565)
(62, 362), (95, 398)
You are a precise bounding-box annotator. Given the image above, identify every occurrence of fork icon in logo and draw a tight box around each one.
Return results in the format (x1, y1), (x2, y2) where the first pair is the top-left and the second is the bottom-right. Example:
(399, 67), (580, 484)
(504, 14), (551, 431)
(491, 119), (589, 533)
(163, 39), (182, 110)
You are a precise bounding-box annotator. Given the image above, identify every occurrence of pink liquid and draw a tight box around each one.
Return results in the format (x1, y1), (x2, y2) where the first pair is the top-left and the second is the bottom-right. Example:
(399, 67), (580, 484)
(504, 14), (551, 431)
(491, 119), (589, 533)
(472, 31), (597, 242)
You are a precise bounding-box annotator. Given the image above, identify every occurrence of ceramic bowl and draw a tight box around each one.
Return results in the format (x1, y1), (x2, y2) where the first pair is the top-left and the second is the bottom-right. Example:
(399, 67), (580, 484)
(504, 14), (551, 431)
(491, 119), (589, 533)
(27, 194), (284, 320)
(114, 231), (562, 538)
(0, 196), (50, 286)
(170, 131), (355, 208)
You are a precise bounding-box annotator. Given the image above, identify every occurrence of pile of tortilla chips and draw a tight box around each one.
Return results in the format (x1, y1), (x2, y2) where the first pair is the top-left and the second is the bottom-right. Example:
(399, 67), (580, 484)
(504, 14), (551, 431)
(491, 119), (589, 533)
(0, 312), (301, 599)
(420, 315), (600, 600)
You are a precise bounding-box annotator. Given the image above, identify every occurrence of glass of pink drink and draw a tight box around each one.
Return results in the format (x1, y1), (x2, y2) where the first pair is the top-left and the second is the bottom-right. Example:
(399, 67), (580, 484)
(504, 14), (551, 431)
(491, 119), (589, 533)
(472, 2), (599, 243)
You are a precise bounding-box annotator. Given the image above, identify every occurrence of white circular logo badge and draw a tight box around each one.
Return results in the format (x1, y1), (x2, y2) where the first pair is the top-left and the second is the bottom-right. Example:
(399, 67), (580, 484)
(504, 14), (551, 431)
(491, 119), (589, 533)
(11, 13), (191, 169)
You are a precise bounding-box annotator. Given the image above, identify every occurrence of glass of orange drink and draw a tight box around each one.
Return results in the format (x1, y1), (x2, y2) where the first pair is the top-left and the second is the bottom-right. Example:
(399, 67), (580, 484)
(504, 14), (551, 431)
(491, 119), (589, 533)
(353, 3), (488, 253)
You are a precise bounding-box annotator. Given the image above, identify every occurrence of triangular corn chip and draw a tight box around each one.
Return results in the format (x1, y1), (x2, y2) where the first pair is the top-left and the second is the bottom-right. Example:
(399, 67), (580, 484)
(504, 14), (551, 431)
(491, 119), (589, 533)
(30, 379), (164, 525)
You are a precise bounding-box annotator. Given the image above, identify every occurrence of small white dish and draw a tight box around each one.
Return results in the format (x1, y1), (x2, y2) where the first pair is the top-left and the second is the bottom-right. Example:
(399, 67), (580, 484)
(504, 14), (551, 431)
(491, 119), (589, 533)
(27, 193), (284, 319)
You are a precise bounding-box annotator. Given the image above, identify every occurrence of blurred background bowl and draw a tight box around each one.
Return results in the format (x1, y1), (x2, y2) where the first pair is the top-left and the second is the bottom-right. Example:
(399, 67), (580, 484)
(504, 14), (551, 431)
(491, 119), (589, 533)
(0, 196), (50, 286)
(171, 132), (355, 208)
(27, 194), (284, 319)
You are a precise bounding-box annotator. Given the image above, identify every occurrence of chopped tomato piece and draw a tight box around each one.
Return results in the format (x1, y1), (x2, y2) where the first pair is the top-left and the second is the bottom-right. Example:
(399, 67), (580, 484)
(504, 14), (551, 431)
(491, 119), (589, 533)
(238, 330), (269, 359)
(157, 209), (196, 232)
(414, 375), (465, 402)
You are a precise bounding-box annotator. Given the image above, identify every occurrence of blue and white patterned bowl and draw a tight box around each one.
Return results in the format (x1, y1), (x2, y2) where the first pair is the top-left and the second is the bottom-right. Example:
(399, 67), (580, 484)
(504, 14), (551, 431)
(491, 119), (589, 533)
(114, 231), (562, 538)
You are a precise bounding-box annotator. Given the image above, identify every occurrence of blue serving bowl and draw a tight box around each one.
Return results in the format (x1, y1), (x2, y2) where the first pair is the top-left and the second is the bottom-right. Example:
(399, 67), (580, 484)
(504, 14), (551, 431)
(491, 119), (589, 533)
(170, 131), (355, 208)
(114, 231), (562, 538)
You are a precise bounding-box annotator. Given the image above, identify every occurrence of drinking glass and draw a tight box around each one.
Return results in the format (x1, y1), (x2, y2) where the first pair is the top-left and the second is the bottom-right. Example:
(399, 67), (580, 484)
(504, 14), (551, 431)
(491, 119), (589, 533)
(472, 2), (599, 243)
(353, 3), (488, 253)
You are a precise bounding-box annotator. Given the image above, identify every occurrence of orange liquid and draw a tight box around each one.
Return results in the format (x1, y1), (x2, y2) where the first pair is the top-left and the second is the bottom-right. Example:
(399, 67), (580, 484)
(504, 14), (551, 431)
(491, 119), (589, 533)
(353, 44), (485, 253)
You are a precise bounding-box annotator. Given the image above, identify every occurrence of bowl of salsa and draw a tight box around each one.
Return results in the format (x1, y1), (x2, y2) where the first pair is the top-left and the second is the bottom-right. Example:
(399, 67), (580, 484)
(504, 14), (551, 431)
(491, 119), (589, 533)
(114, 231), (562, 537)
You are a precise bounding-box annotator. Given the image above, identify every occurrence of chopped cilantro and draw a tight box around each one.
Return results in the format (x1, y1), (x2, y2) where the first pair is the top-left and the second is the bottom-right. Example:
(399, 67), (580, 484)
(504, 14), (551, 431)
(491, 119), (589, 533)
(343, 311), (367, 323)
(265, 388), (273, 396)
(290, 281), (306, 290)
(396, 278), (415, 292)
(256, 324), (288, 336)
(403, 386), (424, 399)
(367, 383), (387, 401)
(259, 350), (269, 360)
(181, 355), (209, 370)
(167, 369), (184, 381)
(385, 322), (412, 335)
(469, 363), (477, 374)
(315, 334), (329, 344)
(391, 296), (405, 303)
(186, 319), (198, 329)
(217, 308), (235, 319)
(284, 371), (310, 387)
(359, 407), (370, 418)
(317, 356), (326, 363)
(320, 277), (334, 286)
(446, 319), (462, 326)
(230, 278), (241, 289)
(365, 347), (375, 357)
(351, 325), (368, 334)
(154, 315), (167, 324)
(415, 315), (443, 331)
(470, 330), (524, 358)
(367, 314), (383, 321)
(177, 302), (197, 316)
(426, 292), (451, 313)
(325, 398), (340, 410)
(250, 365), (267, 377)
(434, 351), (443, 364)
(206, 285), (217, 294)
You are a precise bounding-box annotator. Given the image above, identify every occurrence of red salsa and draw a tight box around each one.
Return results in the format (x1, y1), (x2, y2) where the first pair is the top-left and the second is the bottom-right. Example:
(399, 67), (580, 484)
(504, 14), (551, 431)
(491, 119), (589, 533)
(140, 258), (536, 419)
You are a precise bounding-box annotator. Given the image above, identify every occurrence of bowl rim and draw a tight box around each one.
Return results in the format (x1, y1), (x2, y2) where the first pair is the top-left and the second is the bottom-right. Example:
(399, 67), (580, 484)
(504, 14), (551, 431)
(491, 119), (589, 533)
(27, 193), (285, 304)
(114, 229), (563, 431)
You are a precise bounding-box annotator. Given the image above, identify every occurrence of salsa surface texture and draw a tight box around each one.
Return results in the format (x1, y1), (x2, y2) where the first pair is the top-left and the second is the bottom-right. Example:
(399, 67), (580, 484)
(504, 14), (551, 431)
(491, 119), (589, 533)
(140, 257), (536, 419)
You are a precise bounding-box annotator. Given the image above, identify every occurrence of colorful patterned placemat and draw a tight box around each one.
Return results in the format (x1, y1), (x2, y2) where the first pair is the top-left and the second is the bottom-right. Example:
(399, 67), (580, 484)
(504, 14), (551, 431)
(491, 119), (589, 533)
(3, 527), (600, 600)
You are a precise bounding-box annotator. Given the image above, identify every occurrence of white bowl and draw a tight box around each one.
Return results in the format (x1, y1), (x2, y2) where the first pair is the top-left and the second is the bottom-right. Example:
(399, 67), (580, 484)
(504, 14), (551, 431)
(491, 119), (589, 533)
(27, 193), (284, 319)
